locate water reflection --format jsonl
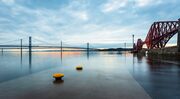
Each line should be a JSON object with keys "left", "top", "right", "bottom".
{"left": 0, "top": 51, "right": 180, "bottom": 99}
{"left": 60, "top": 51, "right": 63, "bottom": 64}
{"left": 87, "top": 51, "right": 89, "bottom": 60}
{"left": 76, "top": 68, "right": 83, "bottom": 72}
{"left": 133, "top": 53, "right": 144, "bottom": 63}
{"left": 53, "top": 80, "right": 64, "bottom": 85}
{"left": 132, "top": 53, "right": 135, "bottom": 73}
{"left": 29, "top": 51, "right": 32, "bottom": 69}
{"left": 117, "top": 51, "right": 123, "bottom": 55}
{"left": 20, "top": 51, "right": 22, "bottom": 65}
{"left": 130, "top": 53, "right": 180, "bottom": 99}
{"left": 1, "top": 49, "right": 3, "bottom": 56}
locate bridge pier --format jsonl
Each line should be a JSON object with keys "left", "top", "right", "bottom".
{"left": 124, "top": 42, "right": 126, "bottom": 51}
{"left": 87, "top": 43, "right": 89, "bottom": 59}
{"left": 132, "top": 34, "right": 134, "bottom": 49}
{"left": 60, "top": 41, "right": 63, "bottom": 60}
{"left": 87, "top": 43, "right": 89, "bottom": 52}
{"left": 29, "top": 36, "right": 32, "bottom": 53}
{"left": 178, "top": 18, "right": 180, "bottom": 52}
{"left": 29, "top": 36, "right": 32, "bottom": 66}
{"left": 20, "top": 39, "right": 23, "bottom": 61}
{"left": 61, "top": 41, "right": 62, "bottom": 53}
{"left": 20, "top": 39, "right": 22, "bottom": 54}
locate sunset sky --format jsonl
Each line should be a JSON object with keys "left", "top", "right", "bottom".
{"left": 0, "top": 0, "right": 180, "bottom": 48}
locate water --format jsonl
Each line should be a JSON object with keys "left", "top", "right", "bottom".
{"left": 0, "top": 51, "right": 180, "bottom": 99}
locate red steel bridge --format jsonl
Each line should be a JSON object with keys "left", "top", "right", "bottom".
{"left": 133, "top": 18, "right": 180, "bottom": 52}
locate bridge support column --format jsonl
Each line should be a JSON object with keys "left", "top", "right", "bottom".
{"left": 20, "top": 39, "right": 22, "bottom": 54}
{"left": 29, "top": 37, "right": 32, "bottom": 53}
{"left": 61, "top": 41, "right": 62, "bottom": 53}
{"left": 132, "top": 34, "right": 134, "bottom": 49}
{"left": 124, "top": 42, "right": 126, "bottom": 51}
{"left": 29, "top": 36, "right": 32, "bottom": 65}
{"left": 87, "top": 43, "right": 89, "bottom": 59}
{"left": 60, "top": 41, "right": 63, "bottom": 62}
{"left": 20, "top": 39, "right": 22, "bottom": 60}
{"left": 60, "top": 41, "right": 62, "bottom": 60}
{"left": 87, "top": 43, "right": 89, "bottom": 52}
{"left": 178, "top": 19, "right": 180, "bottom": 52}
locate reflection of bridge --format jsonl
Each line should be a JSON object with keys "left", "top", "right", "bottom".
{"left": 134, "top": 18, "right": 180, "bottom": 52}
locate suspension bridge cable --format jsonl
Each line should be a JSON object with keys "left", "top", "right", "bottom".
{"left": 0, "top": 39, "right": 21, "bottom": 45}
{"left": 32, "top": 38, "right": 58, "bottom": 46}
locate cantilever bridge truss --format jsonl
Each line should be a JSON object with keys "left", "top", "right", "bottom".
{"left": 134, "top": 19, "right": 180, "bottom": 52}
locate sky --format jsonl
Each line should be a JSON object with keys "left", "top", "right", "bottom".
{"left": 0, "top": 0, "right": 180, "bottom": 48}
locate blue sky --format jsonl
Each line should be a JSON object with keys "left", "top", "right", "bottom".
{"left": 0, "top": 0, "right": 180, "bottom": 48}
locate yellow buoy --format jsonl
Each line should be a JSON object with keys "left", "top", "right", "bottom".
{"left": 76, "top": 66, "right": 83, "bottom": 70}
{"left": 53, "top": 73, "right": 64, "bottom": 80}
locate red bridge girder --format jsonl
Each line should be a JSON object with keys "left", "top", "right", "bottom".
{"left": 134, "top": 19, "right": 180, "bottom": 52}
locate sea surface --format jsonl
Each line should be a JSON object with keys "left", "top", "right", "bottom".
{"left": 0, "top": 51, "right": 179, "bottom": 99}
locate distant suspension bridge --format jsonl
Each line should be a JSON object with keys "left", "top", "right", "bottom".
{"left": 0, "top": 36, "right": 132, "bottom": 53}
{"left": 0, "top": 37, "right": 95, "bottom": 52}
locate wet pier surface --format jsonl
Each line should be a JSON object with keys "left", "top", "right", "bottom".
{"left": 0, "top": 52, "right": 179, "bottom": 99}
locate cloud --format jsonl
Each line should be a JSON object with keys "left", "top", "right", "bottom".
{"left": 0, "top": 0, "right": 15, "bottom": 5}
{"left": 2, "top": 2, "right": 90, "bottom": 45}
{"left": 68, "top": 10, "right": 89, "bottom": 21}
{"left": 135, "top": 0, "right": 163, "bottom": 7}
{"left": 62, "top": 22, "right": 148, "bottom": 45}
{"left": 136, "top": 0, "right": 152, "bottom": 7}
{"left": 101, "top": 0, "right": 129, "bottom": 13}
{"left": 101, "top": 0, "right": 164, "bottom": 13}
{"left": 63, "top": 0, "right": 89, "bottom": 21}
{"left": 0, "top": 0, "right": 179, "bottom": 48}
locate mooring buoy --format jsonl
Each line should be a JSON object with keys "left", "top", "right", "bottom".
{"left": 53, "top": 73, "right": 64, "bottom": 80}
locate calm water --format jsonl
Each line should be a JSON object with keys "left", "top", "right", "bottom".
{"left": 0, "top": 51, "right": 180, "bottom": 99}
